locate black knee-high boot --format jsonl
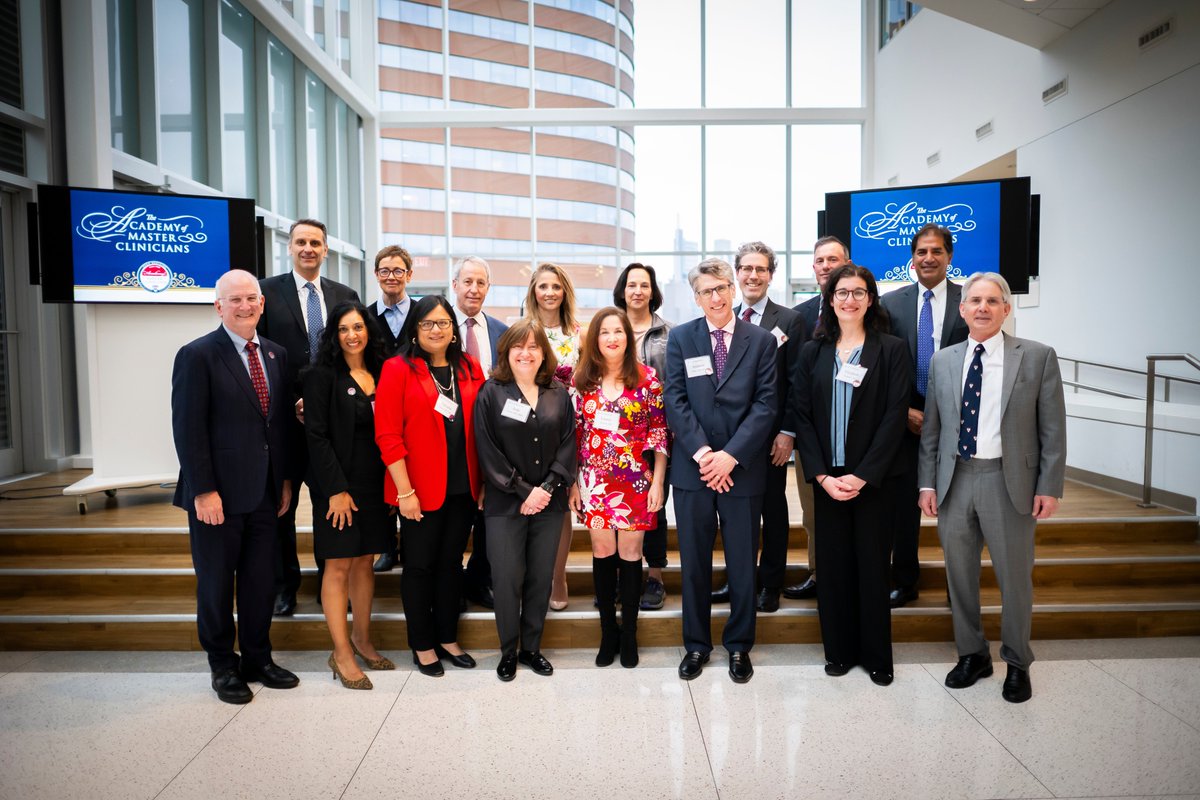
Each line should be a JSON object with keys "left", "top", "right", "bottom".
{"left": 593, "top": 555, "right": 621, "bottom": 667}
{"left": 618, "top": 557, "right": 642, "bottom": 668}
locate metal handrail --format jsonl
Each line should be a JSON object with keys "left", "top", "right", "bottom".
{"left": 1062, "top": 355, "right": 1200, "bottom": 402}
{"left": 1142, "top": 354, "right": 1200, "bottom": 507}
{"left": 1059, "top": 380, "right": 1140, "bottom": 400}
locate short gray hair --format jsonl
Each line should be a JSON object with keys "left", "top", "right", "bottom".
{"left": 962, "top": 271, "right": 1013, "bottom": 306}
{"left": 734, "top": 241, "right": 776, "bottom": 273}
{"left": 452, "top": 255, "right": 491, "bottom": 282}
{"left": 688, "top": 257, "right": 735, "bottom": 291}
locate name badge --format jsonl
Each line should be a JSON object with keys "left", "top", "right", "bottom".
{"left": 501, "top": 398, "right": 532, "bottom": 422}
{"left": 434, "top": 394, "right": 459, "bottom": 419}
{"left": 771, "top": 326, "right": 787, "bottom": 348}
{"left": 685, "top": 356, "right": 714, "bottom": 378}
{"left": 835, "top": 363, "right": 868, "bottom": 387}
{"left": 594, "top": 409, "right": 621, "bottom": 431}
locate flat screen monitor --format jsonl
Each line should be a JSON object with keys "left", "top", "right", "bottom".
{"left": 36, "top": 185, "right": 259, "bottom": 304}
{"left": 822, "top": 177, "right": 1035, "bottom": 293}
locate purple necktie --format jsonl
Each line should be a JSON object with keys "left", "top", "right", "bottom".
{"left": 711, "top": 329, "right": 727, "bottom": 382}
{"left": 741, "top": 307, "right": 754, "bottom": 323}
{"left": 464, "top": 317, "right": 481, "bottom": 360}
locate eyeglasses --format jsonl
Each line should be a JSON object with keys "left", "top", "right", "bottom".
{"left": 695, "top": 284, "right": 733, "bottom": 299}
{"left": 737, "top": 266, "right": 771, "bottom": 276}
{"left": 417, "top": 319, "right": 453, "bottom": 331}
{"left": 376, "top": 268, "right": 411, "bottom": 278}
{"left": 833, "top": 288, "right": 869, "bottom": 301}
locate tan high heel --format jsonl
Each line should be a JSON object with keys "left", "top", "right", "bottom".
{"left": 351, "top": 640, "right": 396, "bottom": 670}
{"left": 329, "top": 653, "right": 372, "bottom": 690}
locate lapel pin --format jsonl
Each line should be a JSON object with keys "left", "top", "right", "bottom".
{"left": 348, "top": 387, "right": 357, "bottom": 396}
{"left": 267, "top": 351, "right": 276, "bottom": 359}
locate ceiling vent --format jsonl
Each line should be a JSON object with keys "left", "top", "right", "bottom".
{"left": 1042, "top": 77, "right": 1067, "bottom": 105}
{"left": 887, "top": 174, "right": 900, "bottom": 187}
{"left": 926, "top": 151, "right": 941, "bottom": 168}
{"left": 975, "top": 120, "right": 994, "bottom": 141}
{"left": 1139, "top": 18, "right": 1173, "bottom": 51}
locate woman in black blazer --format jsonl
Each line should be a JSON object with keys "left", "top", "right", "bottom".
{"left": 304, "top": 301, "right": 396, "bottom": 690}
{"left": 793, "top": 264, "right": 911, "bottom": 686}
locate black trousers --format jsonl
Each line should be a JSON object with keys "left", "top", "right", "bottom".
{"left": 642, "top": 507, "right": 669, "bottom": 570}
{"left": 463, "top": 509, "right": 491, "bottom": 590}
{"left": 189, "top": 490, "right": 278, "bottom": 672}
{"left": 489, "top": 510, "right": 564, "bottom": 655}
{"left": 401, "top": 493, "right": 474, "bottom": 650}
{"left": 888, "top": 432, "right": 922, "bottom": 590}
{"left": 813, "top": 473, "right": 894, "bottom": 673}
{"left": 756, "top": 460, "right": 790, "bottom": 590}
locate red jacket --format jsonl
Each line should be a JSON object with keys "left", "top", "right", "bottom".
{"left": 375, "top": 354, "right": 484, "bottom": 511}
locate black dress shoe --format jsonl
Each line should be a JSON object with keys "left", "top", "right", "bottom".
{"left": 412, "top": 651, "right": 445, "bottom": 677}
{"left": 728, "top": 652, "right": 754, "bottom": 683}
{"left": 824, "top": 662, "right": 852, "bottom": 677}
{"left": 756, "top": 587, "right": 780, "bottom": 613}
{"left": 273, "top": 593, "right": 297, "bottom": 617}
{"left": 372, "top": 550, "right": 398, "bottom": 572}
{"left": 869, "top": 670, "right": 894, "bottom": 686}
{"left": 241, "top": 660, "right": 299, "bottom": 689}
{"left": 783, "top": 575, "right": 817, "bottom": 600}
{"left": 518, "top": 650, "right": 553, "bottom": 676}
{"left": 888, "top": 586, "right": 919, "bottom": 609}
{"left": 945, "top": 652, "right": 993, "bottom": 689}
{"left": 710, "top": 583, "right": 731, "bottom": 604}
{"left": 434, "top": 645, "right": 477, "bottom": 669}
{"left": 211, "top": 668, "right": 253, "bottom": 704}
{"left": 678, "top": 651, "right": 709, "bottom": 680}
{"left": 1002, "top": 664, "right": 1032, "bottom": 703}
{"left": 464, "top": 585, "right": 495, "bottom": 609}
{"left": 496, "top": 651, "right": 518, "bottom": 682}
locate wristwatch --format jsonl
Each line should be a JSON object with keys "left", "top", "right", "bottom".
{"left": 539, "top": 478, "right": 559, "bottom": 494}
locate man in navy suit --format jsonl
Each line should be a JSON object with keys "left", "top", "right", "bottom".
{"left": 172, "top": 269, "right": 299, "bottom": 704}
{"left": 665, "top": 258, "right": 777, "bottom": 683}
{"left": 257, "top": 219, "right": 361, "bottom": 615}
{"left": 880, "top": 223, "right": 970, "bottom": 607}
{"left": 452, "top": 255, "right": 509, "bottom": 608}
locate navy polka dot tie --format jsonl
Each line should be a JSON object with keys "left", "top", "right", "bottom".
{"left": 958, "top": 343, "right": 985, "bottom": 460}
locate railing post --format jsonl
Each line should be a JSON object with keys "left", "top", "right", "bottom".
{"left": 1140, "top": 359, "right": 1157, "bottom": 508}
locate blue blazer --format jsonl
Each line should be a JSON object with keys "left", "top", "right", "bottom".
{"left": 479, "top": 312, "right": 509, "bottom": 372}
{"left": 663, "top": 317, "right": 778, "bottom": 496}
{"left": 171, "top": 327, "right": 291, "bottom": 515}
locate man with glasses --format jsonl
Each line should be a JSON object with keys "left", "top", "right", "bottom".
{"left": 879, "top": 224, "right": 969, "bottom": 608}
{"left": 709, "top": 242, "right": 804, "bottom": 613}
{"left": 665, "top": 258, "right": 778, "bottom": 684}
{"left": 258, "top": 219, "right": 361, "bottom": 616}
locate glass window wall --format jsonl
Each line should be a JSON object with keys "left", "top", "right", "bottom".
{"left": 219, "top": 0, "right": 257, "bottom": 198}
{"left": 156, "top": 0, "right": 207, "bottom": 182}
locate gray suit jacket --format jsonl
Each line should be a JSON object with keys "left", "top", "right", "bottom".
{"left": 918, "top": 333, "right": 1066, "bottom": 515}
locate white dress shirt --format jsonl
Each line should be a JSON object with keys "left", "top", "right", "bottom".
{"left": 222, "top": 325, "right": 270, "bottom": 393}
{"left": 917, "top": 278, "right": 949, "bottom": 351}
{"left": 458, "top": 311, "right": 494, "bottom": 373}
{"left": 291, "top": 271, "right": 327, "bottom": 332}
{"left": 962, "top": 331, "right": 1005, "bottom": 459}
{"left": 737, "top": 296, "right": 770, "bottom": 326}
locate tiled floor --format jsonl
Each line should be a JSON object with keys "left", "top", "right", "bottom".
{"left": 1, "top": 640, "right": 1199, "bottom": 800}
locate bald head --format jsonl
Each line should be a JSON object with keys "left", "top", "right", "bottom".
{"left": 215, "top": 269, "right": 265, "bottom": 339}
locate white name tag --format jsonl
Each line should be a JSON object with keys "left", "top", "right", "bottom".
{"left": 501, "top": 398, "right": 532, "bottom": 422}
{"left": 771, "top": 326, "right": 787, "bottom": 348}
{"left": 434, "top": 394, "right": 459, "bottom": 418}
{"left": 685, "top": 356, "right": 714, "bottom": 378}
{"left": 594, "top": 409, "right": 621, "bottom": 431}
{"left": 835, "top": 362, "right": 868, "bottom": 387}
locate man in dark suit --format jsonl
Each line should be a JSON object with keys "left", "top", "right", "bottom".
{"left": 709, "top": 241, "right": 804, "bottom": 613}
{"left": 919, "top": 272, "right": 1065, "bottom": 703}
{"left": 368, "top": 244, "right": 414, "bottom": 572}
{"left": 171, "top": 269, "right": 300, "bottom": 704}
{"left": 879, "top": 223, "right": 969, "bottom": 608}
{"left": 784, "top": 235, "right": 850, "bottom": 601}
{"left": 665, "top": 257, "right": 777, "bottom": 684}
{"left": 257, "top": 219, "right": 361, "bottom": 615}
{"left": 452, "top": 255, "right": 509, "bottom": 608}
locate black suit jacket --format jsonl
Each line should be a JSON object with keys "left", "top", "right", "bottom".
{"left": 301, "top": 364, "right": 374, "bottom": 498}
{"left": 370, "top": 303, "right": 402, "bottom": 357}
{"left": 792, "top": 295, "right": 822, "bottom": 343}
{"left": 880, "top": 281, "right": 969, "bottom": 411}
{"left": 171, "top": 327, "right": 291, "bottom": 514}
{"left": 257, "top": 273, "right": 361, "bottom": 391}
{"left": 737, "top": 299, "right": 805, "bottom": 435}
{"left": 793, "top": 332, "right": 911, "bottom": 487}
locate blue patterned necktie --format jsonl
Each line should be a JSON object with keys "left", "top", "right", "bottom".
{"left": 711, "top": 329, "right": 727, "bottom": 382}
{"left": 916, "top": 289, "right": 934, "bottom": 396}
{"left": 959, "top": 343, "right": 985, "bottom": 460}
{"left": 304, "top": 281, "right": 321, "bottom": 363}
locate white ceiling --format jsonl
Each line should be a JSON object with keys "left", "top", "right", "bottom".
{"left": 918, "top": 0, "right": 1114, "bottom": 49}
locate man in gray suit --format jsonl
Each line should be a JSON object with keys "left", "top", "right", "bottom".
{"left": 918, "top": 272, "right": 1065, "bottom": 703}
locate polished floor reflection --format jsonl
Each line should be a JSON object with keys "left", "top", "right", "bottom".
{"left": 1, "top": 640, "right": 1198, "bottom": 800}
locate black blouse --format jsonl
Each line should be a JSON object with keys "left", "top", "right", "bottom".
{"left": 473, "top": 378, "right": 576, "bottom": 517}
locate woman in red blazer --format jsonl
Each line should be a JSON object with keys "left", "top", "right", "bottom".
{"left": 375, "top": 295, "right": 485, "bottom": 677}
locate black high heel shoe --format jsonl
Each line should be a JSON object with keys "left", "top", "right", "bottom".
{"left": 434, "top": 644, "right": 476, "bottom": 669}
{"left": 412, "top": 650, "right": 444, "bottom": 677}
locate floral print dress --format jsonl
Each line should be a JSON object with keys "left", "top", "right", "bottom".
{"left": 572, "top": 368, "right": 669, "bottom": 531}
{"left": 544, "top": 324, "right": 580, "bottom": 386}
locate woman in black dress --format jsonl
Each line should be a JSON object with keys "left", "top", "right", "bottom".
{"left": 304, "top": 301, "right": 396, "bottom": 690}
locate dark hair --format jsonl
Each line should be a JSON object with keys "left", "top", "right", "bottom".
{"left": 289, "top": 218, "right": 328, "bottom": 244}
{"left": 909, "top": 223, "right": 954, "bottom": 257}
{"left": 813, "top": 235, "right": 849, "bottom": 259}
{"left": 398, "top": 294, "right": 479, "bottom": 381}
{"left": 573, "top": 307, "right": 642, "bottom": 394}
{"left": 311, "top": 301, "right": 387, "bottom": 377}
{"left": 374, "top": 244, "right": 412, "bottom": 272}
{"left": 734, "top": 241, "right": 777, "bottom": 274}
{"left": 814, "top": 263, "right": 891, "bottom": 343}
{"left": 490, "top": 318, "right": 558, "bottom": 387}
{"left": 612, "top": 262, "right": 663, "bottom": 313}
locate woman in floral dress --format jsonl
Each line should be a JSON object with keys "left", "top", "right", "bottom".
{"left": 525, "top": 262, "right": 583, "bottom": 609}
{"left": 569, "top": 307, "right": 668, "bottom": 668}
